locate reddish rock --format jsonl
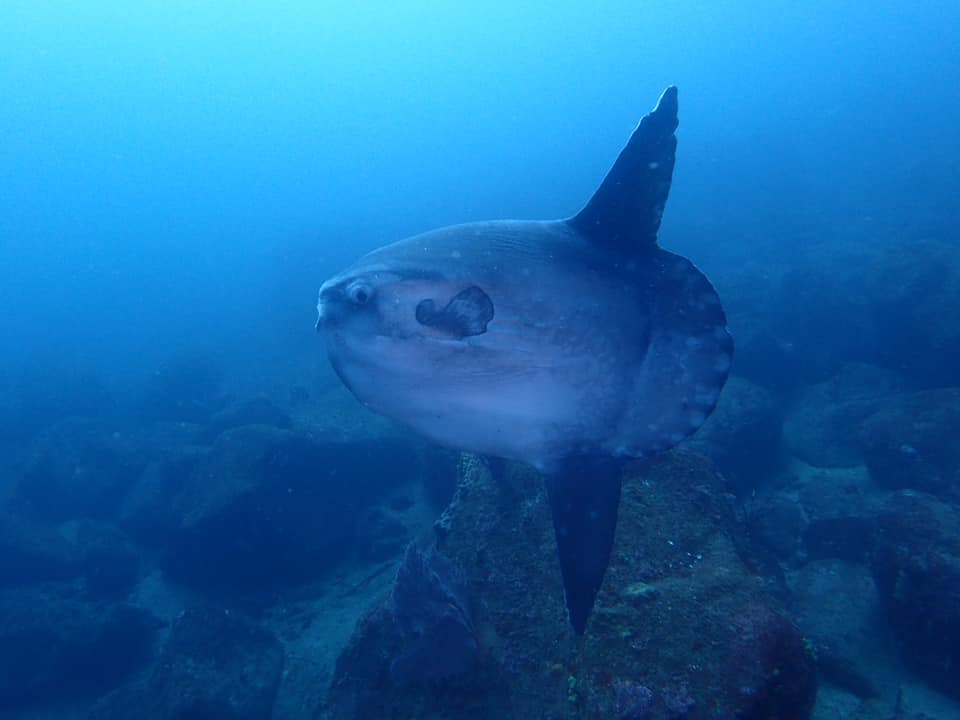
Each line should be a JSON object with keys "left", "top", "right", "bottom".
{"left": 325, "top": 451, "right": 817, "bottom": 719}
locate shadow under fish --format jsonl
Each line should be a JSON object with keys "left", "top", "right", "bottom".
{"left": 317, "top": 87, "right": 733, "bottom": 633}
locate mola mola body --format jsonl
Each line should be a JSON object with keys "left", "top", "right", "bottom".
{"left": 317, "top": 87, "right": 732, "bottom": 633}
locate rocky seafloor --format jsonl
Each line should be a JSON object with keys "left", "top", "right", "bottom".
{"left": 1, "top": 237, "right": 959, "bottom": 719}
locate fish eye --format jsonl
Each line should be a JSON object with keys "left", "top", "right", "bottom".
{"left": 346, "top": 281, "right": 372, "bottom": 306}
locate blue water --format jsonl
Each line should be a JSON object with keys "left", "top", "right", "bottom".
{"left": 2, "top": 2, "right": 956, "bottom": 380}
{"left": 1, "top": 2, "right": 959, "bottom": 719}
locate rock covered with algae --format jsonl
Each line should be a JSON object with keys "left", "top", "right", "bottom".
{"left": 325, "top": 450, "right": 816, "bottom": 719}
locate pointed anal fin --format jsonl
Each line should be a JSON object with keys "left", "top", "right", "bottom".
{"left": 546, "top": 458, "right": 622, "bottom": 634}
{"left": 569, "top": 86, "right": 678, "bottom": 251}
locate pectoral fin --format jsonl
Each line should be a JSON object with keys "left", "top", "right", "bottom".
{"left": 416, "top": 285, "right": 494, "bottom": 338}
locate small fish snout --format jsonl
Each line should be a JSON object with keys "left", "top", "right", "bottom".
{"left": 316, "top": 281, "right": 345, "bottom": 331}
{"left": 316, "top": 284, "right": 334, "bottom": 332}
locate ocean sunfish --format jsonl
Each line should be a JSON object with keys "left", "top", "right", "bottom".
{"left": 316, "top": 87, "right": 732, "bottom": 633}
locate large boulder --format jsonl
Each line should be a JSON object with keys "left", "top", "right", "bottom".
{"left": 158, "top": 424, "right": 424, "bottom": 590}
{"left": 0, "top": 512, "right": 81, "bottom": 587}
{"left": 734, "top": 239, "right": 960, "bottom": 393}
{"left": 684, "top": 376, "right": 784, "bottom": 494}
{"left": 789, "top": 560, "right": 894, "bottom": 701}
{"left": 137, "top": 353, "right": 227, "bottom": 424}
{"left": 341, "top": 542, "right": 479, "bottom": 691}
{"left": 119, "top": 445, "right": 206, "bottom": 546}
{"left": 0, "top": 588, "right": 158, "bottom": 710}
{"left": 200, "top": 396, "right": 292, "bottom": 443}
{"left": 860, "top": 388, "right": 960, "bottom": 500}
{"left": 354, "top": 506, "right": 412, "bottom": 563}
{"left": 861, "top": 239, "right": 960, "bottom": 387}
{"left": 746, "top": 492, "right": 808, "bottom": 562}
{"left": 756, "top": 463, "right": 883, "bottom": 566}
{"left": 388, "top": 543, "right": 477, "bottom": 686}
{"left": 0, "top": 514, "right": 140, "bottom": 598}
{"left": 135, "top": 420, "right": 205, "bottom": 461}
{"left": 754, "top": 243, "right": 879, "bottom": 390}
{"left": 68, "top": 520, "right": 142, "bottom": 599}
{"left": 90, "top": 607, "right": 284, "bottom": 720}
{"left": 325, "top": 451, "right": 817, "bottom": 719}
{"left": 12, "top": 418, "right": 143, "bottom": 522}
{"left": 0, "top": 363, "right": 116, "bottom": 447}
{"left": 784, "top": 363, "right": 903, "bottom": 468}
{"left": 870, "top": 491, "right": 960, "bottom": 701}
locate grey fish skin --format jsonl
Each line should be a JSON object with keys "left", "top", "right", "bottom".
{"left": 320, "top": 220, "right": 728, "bottom": 472}
{"left": 317, "top": 87, "right": 732, "bottom": 633}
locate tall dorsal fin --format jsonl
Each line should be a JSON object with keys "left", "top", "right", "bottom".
{"left": 568, "top": 86, "right": 678, "bottom": 252}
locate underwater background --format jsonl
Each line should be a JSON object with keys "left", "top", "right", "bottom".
{"left": 1, "top": 2, "right": 959, "bottom": 719}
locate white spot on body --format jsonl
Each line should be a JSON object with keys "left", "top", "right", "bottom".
{"left": 899, "top": 444, "right": 918, "bottom": 457}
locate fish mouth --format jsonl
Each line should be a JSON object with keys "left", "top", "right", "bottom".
{"left": 316, "top": 290, "right": 345, "bottom": 331}
{"left": 315, "top": 311, "right": 344, "bottom": 347}
{"left": 315, "top": 318, "right": 358, "bottom": 393}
